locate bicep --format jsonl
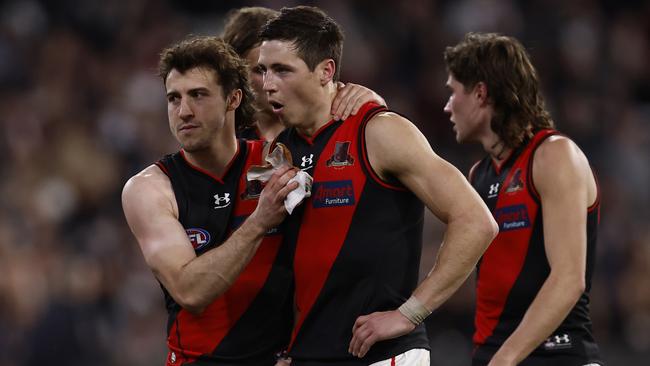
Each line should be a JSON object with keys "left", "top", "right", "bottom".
{"left": 366, "top": 114, "right": 487, "bottom": 223}
{"left": 122, "top": 177, "right": 196, "bottom": 287}
{"left": 534, "top": 139, "right": 589, "bottom": 275}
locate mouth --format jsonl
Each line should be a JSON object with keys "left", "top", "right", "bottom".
{"left": 178, "top": 124, "right": 199, "bottom": 133}
{"left": 268, "top": 100, "right": 284, "bottom": 114}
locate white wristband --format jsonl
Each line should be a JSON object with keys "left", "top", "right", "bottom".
{"left": 398, "top": 296, "right": 432, "bottom": 325}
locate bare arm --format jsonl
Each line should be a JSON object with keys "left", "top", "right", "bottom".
{"left": 349, "top": 113, "right": 498, "bottom": 357}
{"left": 488, "top": 136, "right": 597, "bottom": 366}
{"left": 330, "top": 82, "right": 387, "bottom": 121}
{"left": 122, "top": 165, "right": 297, "bottom": 314}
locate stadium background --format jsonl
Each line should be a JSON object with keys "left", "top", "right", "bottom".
{"left": 1, "top": 0, "right": 648, "bottom": 365}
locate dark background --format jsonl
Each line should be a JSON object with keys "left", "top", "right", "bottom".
{"left": 1, "top": 0, "right": 648, "bottom": 365}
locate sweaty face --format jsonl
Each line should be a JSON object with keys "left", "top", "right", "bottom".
{"left": 443, "top": 74, "right": 488, "bottom": 144}
{"left": 165, "top": 67, "right": 229, "bottom": 152}
{"left": 244, "top": 46, "right": 271, "bottom": 114}
{"left": 258, "top": 40, "right": 322, "bottom": 128}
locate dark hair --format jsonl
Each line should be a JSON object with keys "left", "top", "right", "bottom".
{"left": 223, "top": 7, "right": 279, "bottom": 57}
{"left": 444, "top": 32, "right": 554, "bottom": 148}
{"left": 158, "top": 36, "right": 255, "bottom": 131}
{"left": 259, "top": 6, "right": 344, "bottom": 81}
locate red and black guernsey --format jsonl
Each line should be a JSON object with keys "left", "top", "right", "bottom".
{"left": 470, "top": 129, "right": 602, "bottom": 365}
{"left": 274, "top": 102, "right": 430, "bottom": 365}
{"left": 154, "top": 139, "right": 293, "bottom": 366}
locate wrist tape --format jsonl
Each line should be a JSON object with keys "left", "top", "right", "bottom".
{"left": 398, "top": 296, "right": 432, "bottom": 325}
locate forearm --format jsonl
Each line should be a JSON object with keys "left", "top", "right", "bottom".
{"left": 173, "top": 217, "right": 267, "bottom": 312}
{"left": 493, "top": 274, "right": 584, "bottom": 364}
{"left": 413, "top": 215, "right": 495, "bottom": 311}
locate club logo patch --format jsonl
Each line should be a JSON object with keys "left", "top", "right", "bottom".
{"left": 326, "top": 141, "right": 354, "bottom": 168}
{"left": 494, "top": 204, "right": 531, "bottom": 231}
{"left": 505, "top": 169, "right": 524, "bottom": 193}
{"left": 241, "top": 180, "right": 263, "bottom": 200}
{"left": 186, "top": 228, "right": 211, "bottom": 250}
{"left": 312, "top": 180, "right": 355, "bottom": 208}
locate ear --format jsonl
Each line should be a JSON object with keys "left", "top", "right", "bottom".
{"left": 226, "top": 89, "right": 242, "bottom": 111}
{"left": 474, "top": 82, "right": 489, "bottom": 106}
{"left": 317, "top": 59, "right": 336, "bottom": 85}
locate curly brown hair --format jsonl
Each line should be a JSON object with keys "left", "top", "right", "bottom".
{"left": 158, "top": 36, "right": 256, "bottom": 132}
{"left": 444, "top": 32, "right": 554, "bottom": 148}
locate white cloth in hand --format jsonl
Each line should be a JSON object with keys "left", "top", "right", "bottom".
{"left": 246, "top": 143, "right": 312, "bottom": 214}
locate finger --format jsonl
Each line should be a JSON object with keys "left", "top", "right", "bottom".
{"left": 358, "top": 333, "right": 377, "bottom": 358}
{"left": 350, "top": 325, "right": 371, "bottom": 357}
{"left": 275, "top": 181, "right": 300, "bottom": 202}
{"left": 341, "top": 88, "right": 366, "bottom": 120}
{"left": 352, "top": 315, "right": 368, "bottom": 333}
{"left": 331, "top": 83, "right": 355, "bottom": 119}
{"left": 266, "top": 166, "right": 292, "bottom": 188}
{"left": 267, "top": 168, "right": 296, "bottom": 193}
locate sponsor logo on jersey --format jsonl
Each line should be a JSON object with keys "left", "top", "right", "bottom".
{"left": 214, "top": 192, "right": 231, "bottom": 208}
{"left": 186, "top": 228, "right": 211, "bottom": 250}
{"left": 494, "top": 204, "right": 531, "bottom": 231}
{"left": 543, "top": 333, "right": 573, "bottom": 350}
{"left": 488, "top": 182, "right": 500, "bottom": 198}
{"left": 312, "top": 180, "right": 355, "bottom": 208}
{"left": 505, "top": 169, "right": 524, "bottom": 193}
{"left": 326, "top": 141, "right": 354, "bottom": 168}
{"left": 300, "top": 153, "right": 314, "bottom": 170}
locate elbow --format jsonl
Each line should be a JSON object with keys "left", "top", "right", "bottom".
{"left": 480, "top": 214, "right": 499, "bottom": 245}
{"left": 175, "top": 292, "right": 208, "bottom": 315}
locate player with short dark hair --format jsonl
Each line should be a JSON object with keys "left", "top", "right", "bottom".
{"left": 223, "top": 6, "right": 386, "bottom": 142}
{"left": 258, "top": 6, "right": 498, "bottom": 365}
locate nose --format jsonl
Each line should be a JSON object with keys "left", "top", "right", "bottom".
{"left": 262, "top": 71, "right": 277, "bottom": 94}
{"left": 443, "top": 98, "right": 452, "bottom": 114}
{"left": 178, "top": 98, "right": 194, "bottom": 121}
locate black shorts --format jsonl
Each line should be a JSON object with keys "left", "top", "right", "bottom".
{"left": 473, "top": 333, "right": 603, "bottom": 366}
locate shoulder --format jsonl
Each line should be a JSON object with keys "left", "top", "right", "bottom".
{"left": 532, "top": 135, "right": 591, "bottom": 194}
{"left": 534, "top": 135, "right": 587, "bottom": 170}
{"left": 365, "top": 111, "right": 425, "bottom": 144}
{"left": 122, "top": 164, "right": 174, "bottom": 212}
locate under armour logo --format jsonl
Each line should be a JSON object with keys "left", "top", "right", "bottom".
{"left": 488, "top": 183, "right": 500, "bottom": 196}
{"left": 214, "top": 193, "right": 231, "bottom": 209}
{"left": 301, "top": 154, "right": 314, "bottom": 168}
{"left": 554, "top": 334, "right": 570, "bottom": 344}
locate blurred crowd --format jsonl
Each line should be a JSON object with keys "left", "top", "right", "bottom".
{"left": 1, "top": 0, "right": 648, "bottom": 365}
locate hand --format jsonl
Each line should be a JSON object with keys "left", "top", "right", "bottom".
{"left": 249, "top": 166, "right": 299, "bottom": 231}
{"left": 275, "top": 357, "right": 291, "bottom": 366}
{"left": 331, "top": 82, "right": 387, "bottom": 121}
{"left": 348, "top": 310, "right": 416, "bottom": 358}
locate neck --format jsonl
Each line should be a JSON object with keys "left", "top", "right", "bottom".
{"left": 296, "top": 82, "right": 338, "bottom": 137}
{"left": 183, "top": 121, "right": 238, "bottom": 177}
{"left": 484, "top": 136, "right": 511, "bottom": 164}
{"left": 255, "top": 110, "right": 285, "bottom": 142}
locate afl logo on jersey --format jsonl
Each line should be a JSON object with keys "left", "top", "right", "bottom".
{"left": 186, "top": 228, "right": 211, "bottom": 250}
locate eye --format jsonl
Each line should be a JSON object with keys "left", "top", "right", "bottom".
{"left": 251, "top": 65, "right": 263, "bottom": 75}
{"left": 167, "top": 94, "right": 180, "bottom": 104}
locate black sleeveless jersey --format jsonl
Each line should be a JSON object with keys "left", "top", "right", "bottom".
{"left": 274, "top": 102, "right": 430, "bottom": 365}
{"left": 470, "top": 129, "right": 602, "bottom": 365}
{"left": 154, "top": 139, "right": 293, "bottom": 366}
